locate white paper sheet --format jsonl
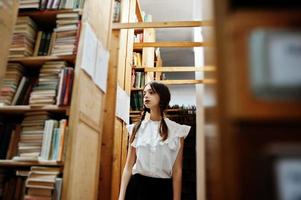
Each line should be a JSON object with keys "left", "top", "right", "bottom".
{"left": 116, "top": 85, "right": 130, "bottom": 124}
{"left": 79, "top": 22, "right": 97, "bottom": 77}
{"left": 93, "top": 41, "right": 110, "bottom": 93}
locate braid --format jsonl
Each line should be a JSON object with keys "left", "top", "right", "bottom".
{"left": 130, "top": 109, "right": 147, "bottom": 143}
{"left": 159, "top": 109, "right": 168, "bottom": 141}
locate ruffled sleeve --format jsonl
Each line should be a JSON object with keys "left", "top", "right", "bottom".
{"left": 165, "top": 119, "right": 191, "bottom": 150}
{"left": 126, "top": 124, "right": 137, "bottom": 147}
{"left": 176, "top": 124, "right": 191, "bottom": 139}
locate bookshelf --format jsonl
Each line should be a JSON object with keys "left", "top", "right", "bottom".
{"left": 0, "top": 0, "right": 114, "bottom": 199}
{"left": 207, "top": 0, "right": 301, "bottom": 200}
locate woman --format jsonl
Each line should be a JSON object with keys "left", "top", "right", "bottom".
{"left": 118, "top": 81, "right": 190, "bottom": 200}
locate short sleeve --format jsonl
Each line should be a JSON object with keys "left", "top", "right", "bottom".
{"left": 176, "top": 124, "right": 191, "bottom": 139}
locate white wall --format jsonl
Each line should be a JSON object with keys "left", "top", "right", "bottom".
{"left": 168, "top": 85, "right": 196, "bottom": 106}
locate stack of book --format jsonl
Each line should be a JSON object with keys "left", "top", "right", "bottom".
{"left": 56, "top": 67, "right": 74, "bottom": 106}
{"left": 9, "top": 16, "right": 37, "bottom": 58}
{"left": 51, "top": 12, "right": 80, "bottom": 56}
{"left": 132, "top": 52, "right": 142, "bottom": 67}
{"left": 40, "top": 119, "right": 67, "bottom": 161}
{"left": 130, "top": 91, "right": 143, "bottom": 111}
{"left": 33, "top": 31, "right": 56, "bottom": 56}
{"left": 0, "top": 170, "right": 27, "bottom": 200}
{"left": 24, "top": 166, "right": 62, "bottom": 200}
{"left": 13, "top": 111, "right": 50, "bottom": 161}
{"left": 19, "top": 0, "right": 40, "bottom": 9}
{"left": 131, "top": 71, "right": 145, "bottom": 89}
{"left": 113, "top": 0, "right": 121, "bottom": 22}
{"left": 29, "top": 61, "right": 67, "bottom": 106}
{"left": 0, "top": 63, "right": 24, "bottom": 106}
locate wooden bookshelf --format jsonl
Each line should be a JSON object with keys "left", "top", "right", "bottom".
{"left": 0, "top": 0, "right": 115, "bottom": 200}
{"left": 207, "top": 0, "right": 301, "bottom": 200}
{"left": 9, "top": 55, "right": 76, "bottom": 67}
{"left": 0, "top": 160, "right": 64, "bottom": 167}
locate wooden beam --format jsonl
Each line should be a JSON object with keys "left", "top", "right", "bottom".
{"left": 134, "top": 42, "right": 211, "bottom": 49}
{"left": 112, "top": 21, "right": 213, "bottom": 29}
{"left": 135, "top": 0, "right": 143, "bottom": 22}
{"left": 158, "top": 79, "right": 216, "bottom": 85}
{"left": 144, "top": 66, "right": 216, "bottom": 72}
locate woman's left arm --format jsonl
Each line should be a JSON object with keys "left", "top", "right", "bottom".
{"left": 172, "top": 137, "right": 184, "bottom": 200}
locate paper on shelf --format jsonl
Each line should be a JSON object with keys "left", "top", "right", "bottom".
{"left": 79, "top": 22, "right": 97, "bottom": 78}
{"left": 116, "top": 85, "right": 130, "bottom": 124}
{"left": 93, "top": 41, "right": 110, "bottom": 93}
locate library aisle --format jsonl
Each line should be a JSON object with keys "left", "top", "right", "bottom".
{"left": 1, "top": 0, "right": 301, "bottom": 200}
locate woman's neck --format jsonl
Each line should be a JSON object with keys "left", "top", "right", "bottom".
{"left": 149, "top": 107, "right": 162, "bottom": 121}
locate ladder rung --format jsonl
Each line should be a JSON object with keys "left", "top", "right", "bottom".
{"left": 134, "top": 42, "right": 211, "bottom": 48}
{"left": 158, "top": 79, "right": 216, "bottom": 85}
{"left": 143, "top": 66, "right": 216, "bottom": 72}
{"left": 112, "top": 21, "right": 213, "bottom": 29}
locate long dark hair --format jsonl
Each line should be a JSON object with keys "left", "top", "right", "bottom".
{"left": 129, "top": 81, "right": 171, "bottom": 143}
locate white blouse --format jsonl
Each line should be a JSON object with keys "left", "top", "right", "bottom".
{"left": 127, "top": 118, "right": 191, "bottom": 179}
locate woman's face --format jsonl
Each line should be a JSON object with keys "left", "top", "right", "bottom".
{"left": 143, "top": 84, "right": 160, "bottom": 110}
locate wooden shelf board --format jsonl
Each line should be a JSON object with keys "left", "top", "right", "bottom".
{"left": 133, "top": 42, "right": 210, "bottom": 49}
{"left": 144, "top": 66, "right": 216, "bottom": 72}
{"left": 130, "top": 110, "right": 142, "bottom": 114}
{"left": 112, "top": 21, "right": 213, "bottom": 29}
{"left": 19, "top": 9, "right": 82, "bottom": 28}
{"left": 131, "top": 88, "right": 144, "bottom": 91}
{"left": 9, "top": 55, "right": 76, "bottom": 67}
{"left": 0, "top": 160, "right": 64, "bottom": 167}
{"left": 0, "top": 105, "right": 69, "bottom": 114}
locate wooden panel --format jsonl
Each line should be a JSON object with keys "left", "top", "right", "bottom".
{"left": 99, "top": 6, "right": 124, "bottom": 198}
{"left": 78, "top": 71, "right": 103, "bottom": 125}
{"left": 111, "top": 118, "right": 124, "bottom": 200}
{"left": 67, "top": 122, "right": 100, "bottom": 200}
{"left": 121, "top": 0, "right": 137, "bottom": 173}
{"left": 82, "top": 0, "right": 114, "bottom": 48}
{"left": 0, "top": 0, "right": 18, "bottom": 82}
{"left": 63, "top": 0, "right": 114, "bottom": 199}
{"left": 112, "top": 20, "right": 213, "bottom": 29}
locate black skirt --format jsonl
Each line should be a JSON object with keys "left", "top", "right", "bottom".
{"left": 125, "top": 174, "right": 173, "bottom": 200}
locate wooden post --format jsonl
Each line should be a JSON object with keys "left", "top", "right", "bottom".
{"left": 0, "top": 0, "right": 19, "bottom": 82}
